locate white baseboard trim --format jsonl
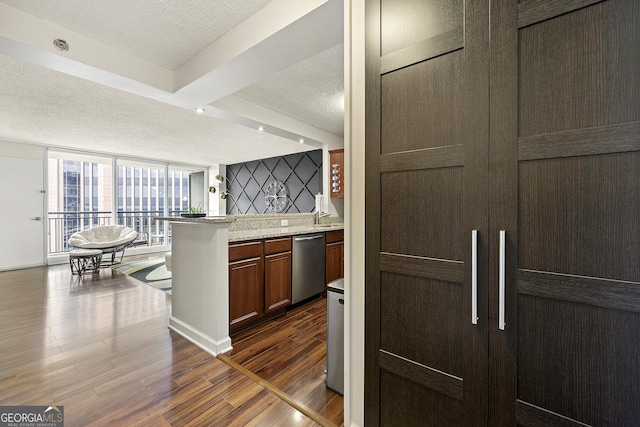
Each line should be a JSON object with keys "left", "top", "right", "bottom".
{"left": 0, "top": 262, "right": 45, "bottom": 272}
{"left": 168, "top": 316, "right": 232, "bottom": 356}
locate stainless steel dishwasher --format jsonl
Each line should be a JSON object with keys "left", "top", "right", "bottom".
{"left": 291, "top": 233, "right": 326, "bottom": 304}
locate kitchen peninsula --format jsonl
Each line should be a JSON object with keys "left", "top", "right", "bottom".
{"left": 158, "top": 216, "right": 234, "bottom": 356}
{"left": 160, "top": 214, "right": 344, "bottom": 354}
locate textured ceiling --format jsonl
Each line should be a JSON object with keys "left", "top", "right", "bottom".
{"left": 0, "top": 0, "right": 274, "bottom": 69}
{"left": 0, "top": 54, "right": 312, "bottom": 166}
{"left": 0, "top": 0, "right": 344, "bottom": 165}
{"left": 230, "top": 44, "right": 344, "bottom": 136}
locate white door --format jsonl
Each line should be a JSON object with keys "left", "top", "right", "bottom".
{"left": 0, "top": 156, "right": 45, "bottom": 270}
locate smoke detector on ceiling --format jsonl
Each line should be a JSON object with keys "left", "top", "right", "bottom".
{"left": 53, "top": 39, "right": 69, "bottom": 52}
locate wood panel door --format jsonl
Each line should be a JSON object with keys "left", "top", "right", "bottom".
{"left": 325, "top": 241, "right": 344, "bottom": 284}
{"left": 365, "top": 0, "right": 490, "bottom": 425}
{"left": 264, "top": 251, "right": 292, "bottom": 313}
{"left": 229, "top": 256, "right": 264, "bottom": 332}
{"left": 491, "top": 0, "right": 640, "bottom": 425}
{"left": 326, "top": 230, "right": 344, "bottom": 284}
{"left": 366, "top": 0, "right": 640, "bottom": 425}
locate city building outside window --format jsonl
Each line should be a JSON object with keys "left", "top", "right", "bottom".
{"left": 48, "top": 150, "right": 199, "bottom": 254}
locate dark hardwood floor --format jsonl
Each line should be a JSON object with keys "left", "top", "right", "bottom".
{"left": 227, "top": 297, "right": 343, "bottom": 426}
{"left": 0, "top": 259, "right": 343, "bottom": 426}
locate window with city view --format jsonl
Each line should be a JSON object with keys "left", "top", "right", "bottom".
{"left": 48, "top": 152, "right": 113, "bottom": 253}
{"left": 48, "top": 150, "right": 198, "bottom": 254}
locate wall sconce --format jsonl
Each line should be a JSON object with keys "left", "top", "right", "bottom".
{"left": 220, "top": 190, "right": 238, "bottom": 215}
{"left": 208, "top": 175, "right": 225, "bottom": 194}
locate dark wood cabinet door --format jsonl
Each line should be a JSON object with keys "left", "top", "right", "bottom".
{"left": 368, "top": 0, "right": 640, "bottom": 425}
{"left": 365, "top": 0, "right": 490, "bottom": 425}
{"left": 491, "top": 1, "right": 640, "bottom": 425}
{"left": 325, "top": 241, "right": 344, "bottom": 285}
{"left": 229, "top": 256, "right": 264, "bottom": 332}
{"left": 264, "top": 251, "right": 292, "bottom": 313}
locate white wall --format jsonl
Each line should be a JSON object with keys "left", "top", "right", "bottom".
{"left": 0, "top": 139, "right": 44, "bottom": 160}
{"left": 345, "top": 0, "right": 365, "bottom": 425}
{"left": 208, "top": 164, "right": 224, "bottom": 216}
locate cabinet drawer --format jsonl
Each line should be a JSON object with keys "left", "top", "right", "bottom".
{"left": 264, "top": 237, "right": 292, "bottom": 255}
{"left": 325, "top": 230, "right": 344, "bottom": 244}
{"left": 229, "top": 240, "right": 263, "bottom": 262}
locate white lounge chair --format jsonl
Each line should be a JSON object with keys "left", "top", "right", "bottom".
{"left": 68, "top": 225, "right": 138, "bottom": 266}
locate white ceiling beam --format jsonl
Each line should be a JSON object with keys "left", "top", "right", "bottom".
{"left": 174, "top": 0, "right": 331, "bottom": 88}
{"left": 0, "top": 3, "right": 173, "bottom": 92}
{"left": 173, "top": 0, "right": 343, "bottom": 104}
{"left": 0, "top": 0, "right": 344, "bottom": 149}
{"left": 211, "top": 95, "right": 343, "bottom": 149}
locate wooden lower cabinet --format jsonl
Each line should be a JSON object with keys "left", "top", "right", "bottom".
{"left": 229, "top": 241, "right": 264, "bottom": 333}
{"left": 325, "top": 230, "right": 344, "bottom": 285}
{"left": 264, "top": 238, "right": 292, "bottom": 313}
{"left": 229, "top": 237, "right": 292, "bottom": 334}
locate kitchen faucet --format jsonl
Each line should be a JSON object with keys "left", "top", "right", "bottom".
{"left": 314, "top": 211, "right": 331, "bottom": 224}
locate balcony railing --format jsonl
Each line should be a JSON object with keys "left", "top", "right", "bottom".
{"left": 48, "top": 210, "right": 180, "bottom": 254}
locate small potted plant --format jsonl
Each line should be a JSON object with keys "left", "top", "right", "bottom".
{"left": 180, "top": 204, "right": 206, "bottom": 218}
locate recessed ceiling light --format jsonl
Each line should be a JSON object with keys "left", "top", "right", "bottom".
{"left": 258, "top": 126, "right": 265, "bottom": 132}
{"left": 194, "top": 107, "right": 205, "bottom": 113}
{"left": 299, "top": 138, "right": 305, "bottom": 143}
{"left": 53, "top": 39, "right": 69, "bottom": 51}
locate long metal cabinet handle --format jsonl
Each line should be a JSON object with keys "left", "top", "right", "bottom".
{"left": 294, "top": 235, "right": 323, "bottom": 241}
{"left": 498, "top": 230, "right": 506, "bottom": 331}
{"left": 471, "top": 230, "right": 479, "bottom": 325}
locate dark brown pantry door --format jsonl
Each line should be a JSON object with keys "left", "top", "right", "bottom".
{"left": 365, "top": 0, "right": 489, "bottom": 425}
{"left": 491, "top": 0, "right": 640, "bottom": 425}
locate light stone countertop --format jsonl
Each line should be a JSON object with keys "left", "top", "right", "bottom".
{"left": 228, "top": 223, "right": 344, "bottom": 243}
{"left": 157, "top": 215, "right": 233, "bottom": 224}
{"left": 156, "top": 215, "right": 344, "bottom": 242}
